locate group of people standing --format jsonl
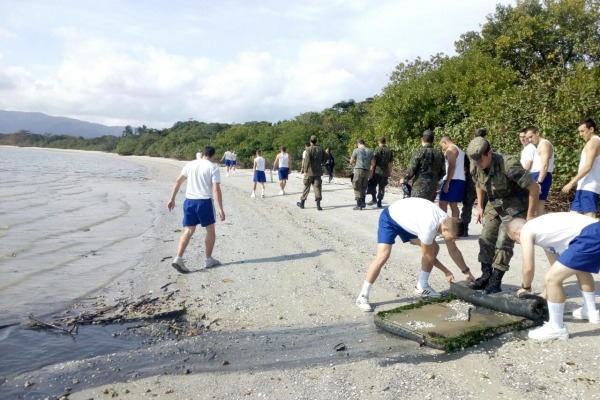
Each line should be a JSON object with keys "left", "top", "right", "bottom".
{"left": 356, "top": 117, "right": 600, "bottom": 341}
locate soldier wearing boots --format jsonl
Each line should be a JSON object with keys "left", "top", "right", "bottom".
{"left": 350, "top": 138, "right": 374, "bottom": 210}
{"left": 366, "top": 137, "right": 395, "bottom": 208}
{"left": 466, "top": 137, "right": 539, "bottom": 294}
{"left": 461, "top": 128, "right": 488, "bottom": 237}
{"left": 297, "top": 135, "right": 325, "bottom": 210}
{"left": 400, "top": 130, "right": 445, "bottom": 202}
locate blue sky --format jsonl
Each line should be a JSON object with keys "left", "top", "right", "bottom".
{"left": 0, "top": 0, "right": 515, "bottom": 128}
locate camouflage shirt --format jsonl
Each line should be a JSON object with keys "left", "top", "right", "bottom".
{"left": 404, "top": 144, "right": 445, "bottom": 201}
{"left": 303, "top": 145, "right": 325, "bottom": 176}
{"left": 373, "top": 145, "right": 394, "bottom": 176}
{"left": 473, "top": 153, "right": 533, "bottom": 216}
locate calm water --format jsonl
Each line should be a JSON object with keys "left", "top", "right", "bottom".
{"left": 0, "top": 146, "right": 164, "bottom": 379}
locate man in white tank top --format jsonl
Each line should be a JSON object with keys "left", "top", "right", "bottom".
{"left": 272, "top": 146, "right": 292, "bottom": 195}
{"left": 525, "top": 126, "right": 554, "bottom": 216}
{"left": 439, "top": 136, "right": 465, "bottom": 218}
{"left": 562, "top": 117, "right": 600, "bottom": 217}
{"left": 519, "top": 128, "right": 536, "bottom": 170}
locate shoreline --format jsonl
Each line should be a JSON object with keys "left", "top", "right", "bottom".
{"left": 1, "top": 150, "right": 599, "bottom": 400}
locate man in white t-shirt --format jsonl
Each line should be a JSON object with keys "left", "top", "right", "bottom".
{"left": 562, "top": 117, "right": 600, "bottom": 217}
{"left": 439, "top": 136, "right": 466, "bottom": 218}
{"left": 508, "top": 213, "right": 600, "bottom": 340}
{"left": 251, "top": 149, "right": 267, "bottom": 198}
{"left": 355, "top": 197, "right": 475, "bottom": 312}
{"left": 272, "top": 146, "right": 292, "bottom": 195}
{"left": 168, "top": 146, "right": 225, "bottom": 272}
{"left": 519, "top": 128, "right": 536, "bottom": 170}
{"left": 220, "top": 149, "right": 233, "bottom": 177}
{"left": 526, "top": 126, "right": 555, "bottom": 216}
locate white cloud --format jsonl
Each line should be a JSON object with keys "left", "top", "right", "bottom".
{"left": 0, "top": 0, "right": 514, "bottom": 128}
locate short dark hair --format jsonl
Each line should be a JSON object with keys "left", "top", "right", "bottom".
{"left": 256, "top": 149, "right": 262, "bottom": 155}
{"left": 525, "top": 125, "right": 539, "bottom": 134}
{"left": 204, "top": 146, "right": 216, "bottom": 157}
{"left": 422, "top": 129, "right": 434, "bottom": 143}
{"left": 475, "top": 128, "right": 487, "bottom": 137}
{"left": 280, "top": 146, "right": 286, "bottom": 152}
{"left": 305, "top": 142, "right": 311, "bottom": 147}
{"left": 357, "top": 138, "right": 365, "bottom": 145}
{"left": 579, "top": 117, "right": 596, "bottom": 131}
{"left": 443, "top": 218, "right": 465, "bottom": 237}
{"left": 378, "top": 137, "right": 386, "bottom": 144}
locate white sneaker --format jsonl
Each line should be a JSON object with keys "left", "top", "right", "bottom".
{"left": 171, "top": 256, "right": 190, "bottom": 273}
{"left": 356, "top": 295, "right": 373, "bottom": 312}
{"left": 528, "top": 322, "right": 569, "bottom": 341}
{"left": 226, "top": 173, "right": 229, "bottom": 177}
{"left": 205, "top": 257, "right": 221, "bottom": 268}
{"left": 250, "top": 192, "right": 256, "bottom": 198}
{"left": 572, "top": 306, "right": 600, "bottom": 323}
{"left": 414, "top": 285, "right": 441, "bottom": 298}
{"left": 278, "top": 190, "right": 284, "bottom": 195}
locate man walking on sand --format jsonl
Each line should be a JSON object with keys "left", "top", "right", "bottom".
{"left": 168, "top": 146, "right": 225, "bottom": 273}
{"left": 439, "top": 135, "right": 466, "bottom": 218}
{"left": 526, "top": 126, "right": 555, "bottom": 216}
{"left": 272, "top": 146, "right": 291, "bottom": 195}
{"left": 355, "top": 197, "right": 475, "bottom": 312}
{"left": 297, "top": 135, "right": 325, "bottom": 210}
{"left": 220, "top": 149, "right": 233, "bottom": 177}
{"left": 350, "top": 138, "right": 374, "bottom": 210}
{"left": 562, "top": 117, "right": 600, "bottom": 217}
{"left": 507, "top": 213, "right": 600, "bottom": 340}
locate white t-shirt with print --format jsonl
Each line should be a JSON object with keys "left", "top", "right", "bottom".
{"left": 388, "top": 198, "right": 449, "bottom": 245}
{"left": 181, "top": 159, "right": 221, "bottom": 200}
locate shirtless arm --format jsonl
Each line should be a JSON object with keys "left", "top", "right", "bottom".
{"left": 562, "top": 139, "right": 600, "bottom": 193}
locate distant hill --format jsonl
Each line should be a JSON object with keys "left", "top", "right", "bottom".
{"left": 0, "top": 110, "right": 124, "bottom": 138}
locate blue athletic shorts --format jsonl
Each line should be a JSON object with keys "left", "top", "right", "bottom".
{"left": 531, "top": 172, "right": 552, "bottom": 200}
{"left": 557, "top": 222, "right": 600, "bottom": 273}
{"left": 225, "top": 160, "right": 232, "bottom": 167}
{"left": 278, "top": 167, "right": 289, "bottom": 181}
{"left": 377, "top": 208, "right": 417, "bottom": 245}
{"left": 182, "top": 198, "right": 216, "bottom": 227}
{"left": 439, "top": 179, "right": 466, "bottom": 202}
{"left": 571, "top": 190, "right": 599, "bottom": 213}
{"left": 232, "top": 160, "right": 237, "bottom": 165}
{"left": 253, "top": 170, "right": 266, "bottom": 183}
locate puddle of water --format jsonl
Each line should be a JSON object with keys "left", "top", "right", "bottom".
{"left": 0, "top": 322, "right": 144, "bottom": 380}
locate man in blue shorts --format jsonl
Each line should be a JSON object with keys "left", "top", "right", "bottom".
{"left": 220, "top": 149, "right": 233, "bottom": 177}
{"left": 355, "top": 197, "right": 475, "bottom": 312}
{"left": 562, "top": 117, "right": 600, "bottom": 217}
{"left": 525, "top": 126, "right": 554, "bottom": 216}
{"left": 507, "top": 213, "right": 600, "bottom": 340}
{"left": 251, "top": 149, "right": 267, "bottom": 198}
{"left": 272, "top": 146, "right": 291, "bottom": 195}
{"left": 439, "top": 136, "right": 466, "bottom": 218}
{"left": 168, "top": 146, "right": 226, "bottom": 273}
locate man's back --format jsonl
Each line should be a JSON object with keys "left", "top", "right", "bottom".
{"left": 374, "top": 146, "right": 394, "bottom": 176}
{"left": 406, "top": 145, "right": 444, "bottom": 201}
{"left": 183, "top": 159, "right": 220, "bottom": 199}
{"left": 305, "top": 145, "right": 324, "bottom": 176}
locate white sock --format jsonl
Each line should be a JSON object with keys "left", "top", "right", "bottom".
{"left": 418, "top": 271, "right": 430, "bottom": 290}
{"left": 547, "top": 301, "right": 565, "bottom": 329}
{"left": 261, "top": 188, "right": 265, "bottom": 195}
{"left": 360, "top": 282, "right": 372, "bottom": 298}
{"left": 582, "top": 291, "right": 598, "bottom": 313}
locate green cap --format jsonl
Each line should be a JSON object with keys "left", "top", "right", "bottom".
{"left": 466, "top": 137, "right": 490, "bottom": 163}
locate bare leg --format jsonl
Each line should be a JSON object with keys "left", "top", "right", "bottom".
{"left": 205, "top": 224, "right": 216, "bottom": 258}
{"left": 364, "top": 244, "right": 392, "bottom": 284}
{"left": 439, "top": 200, "right": 448, "bottom": 214}
{"left": 545, "top": 261, "right": 578, "bottom": 303}
{"left": 176, "top": 226, "right": 196, "bottom": 257}
{"left": 536, "top": 200, "right": 546, "bottom": 217}
{"left": 449, "top": 202, "right": 460, "bottom": 218}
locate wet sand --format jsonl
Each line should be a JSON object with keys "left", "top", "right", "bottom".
{"left": 3, "top": 152, "right": 600, "bottom": 400}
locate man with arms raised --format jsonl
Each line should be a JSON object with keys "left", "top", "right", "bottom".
{"left": 168, "top": 146, "right": 225, "bottom": 272}
{"left": 355, "top": 197, "right": 475, "bottom": 312}
{"left": 562, "top": 117, "right": 600, "bottom": 217}
{"left": 508, "top": 213, "right": 600, "bottom": 340}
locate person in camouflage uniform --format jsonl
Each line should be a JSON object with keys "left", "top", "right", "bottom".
{"left": 350, "top": 138, "right": 374, "bottom": 210}
{"left": 466, "top": 137, "right": 540, "bottom": 294}
{"left": 400, "top": 130, "right": 445, "bottom": 202}
{"left": 367, "top": 137, "right": 395, "bottom": 208}
{"left": 461, "top": 128, "right": 488, "bottom": 237}
{"left": 297, "top": 135, "right": 325, "bottom": 210}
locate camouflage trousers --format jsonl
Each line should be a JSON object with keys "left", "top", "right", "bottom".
{"left": 478, "top": 204, "right": 526, "bottom": 271}
{"left": 367, "top": 174, "right": 388, "bottom": 201}
{"left": 301, "top": 176, "right": 322, "bottom": 201}
{"left": 352, "top": 169, "right": 369, "bottom": 200}
{"left": 460, "top": 174, "right": 476, "bottom": 226}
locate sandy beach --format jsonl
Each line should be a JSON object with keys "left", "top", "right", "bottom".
{"left": 4, "top": 152, "right": 600, "bottom": 400}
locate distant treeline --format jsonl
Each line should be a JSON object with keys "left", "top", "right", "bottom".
{"left": 1, "top": 0, "right": 599, "bottom": 186}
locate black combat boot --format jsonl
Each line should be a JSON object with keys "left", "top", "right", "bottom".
{"left": 353, "top": 200, "right": 362, "bottom": 210}
{"left": 469, "top": 263, "right": 493, "bottom": 290}
{"left": 377, "top": 197, "right": 383, "bottom": 208}
{"left": 360, "top": 196, "right": 367, "bottom": 209}
{"left": 316, "top": 200, "right": 323, "bottom": 211}
{"left": 484, "top": 269, "right": 505, "bottom": 294}
{"left": 296, "top": 200, "right": 305, "bottom": 209}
